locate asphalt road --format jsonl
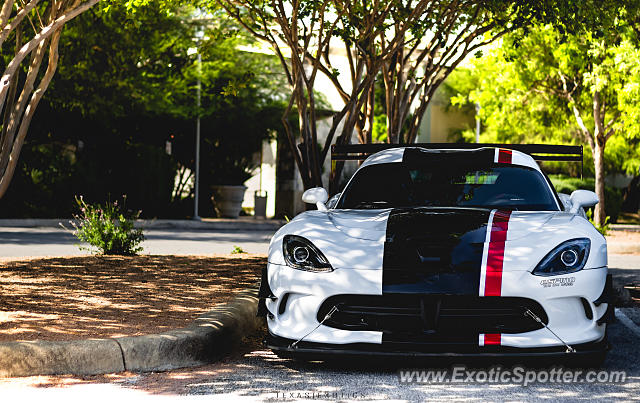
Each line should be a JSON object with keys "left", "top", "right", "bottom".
{"left": 181, "top": 313, "right": 640, "bottom": 401}
{"left": 0, "top": 227, "right": 273, "bottom": 257}
{"left": 1, "top": 226, "right": 640, "bottom": 265}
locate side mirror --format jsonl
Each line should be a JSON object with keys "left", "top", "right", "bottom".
{"left": 302, "top": 187, "right": 329, "bottom": 211}
{"left": 569, "top": 190, "right": 599, "bottom": 214}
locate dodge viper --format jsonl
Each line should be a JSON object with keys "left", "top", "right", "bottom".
{"left": 258, "top": 146, "right": 612, "bottom": 362}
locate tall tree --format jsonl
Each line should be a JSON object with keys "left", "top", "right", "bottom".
{"left": 0, "top": 0, "right": 103, "bottom": 199}
{"left": 378, "top": 1, "right": 551, "bottom": 144}
{"left": 216, "top": 0, "right": 623, "bottom": 191}
{"left": 451, "top": 23, "right": 640, "bottom": 225}
{"left": 1, "top": 1, "right": 288, "bottom": 217}
{"left": 216, "top": 0, "right": 431, "bottom": 189}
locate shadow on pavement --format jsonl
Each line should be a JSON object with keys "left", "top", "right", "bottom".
{"left": 128, "top": 321, "right": 640, "bottom": 399}
{"left": 610, "top": 268, "right": 640, "bottom": 286}
{"left": 2, "top": 321, "right": 638, "bottom": 400}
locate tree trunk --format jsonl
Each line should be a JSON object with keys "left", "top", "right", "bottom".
{"left": 593, "top": 135, "right": 606, "bottom": 226}
{"left": 0, "top": 0, "right": 100, "bottom": 199}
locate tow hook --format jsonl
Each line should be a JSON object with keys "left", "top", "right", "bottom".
{"left": 524, "top": 308, "right": 576, "bottom": 353}
{"left": 289, "top": 306, "right": 339, "bottom": 349}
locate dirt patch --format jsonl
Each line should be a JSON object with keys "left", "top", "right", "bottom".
{"left": 0, "top": 255, "right": 265, "bottom": 342}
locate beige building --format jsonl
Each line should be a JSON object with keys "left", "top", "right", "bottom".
{"left": 417, "top": 97, "right": 475, "bottom": 144}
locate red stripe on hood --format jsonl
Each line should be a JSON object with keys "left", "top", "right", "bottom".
{"left": 484, "top": 210, "right": 511, "bottom": 296}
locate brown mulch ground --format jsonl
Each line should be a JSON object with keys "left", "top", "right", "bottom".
{"left": 0, "top": 254, "right": 265, "bottom": 342}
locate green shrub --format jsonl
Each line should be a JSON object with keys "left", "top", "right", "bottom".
{"left": 231, "top": 245, "right": 247, "bottom": 254}
{"left": 586, "top": 210, "right": 611, "bottom": 236}
{"left": 549, "top": 175, "right": 623, "bottom": 223}
{"left": 71, "top": 196, "right": 145, "bottom": 255}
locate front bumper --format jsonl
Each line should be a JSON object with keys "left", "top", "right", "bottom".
{"left": 261, "top": 263, "right": 611, "bottom": 352}
{"left": 266, "top": 331, "right": 609, "bottom": 359}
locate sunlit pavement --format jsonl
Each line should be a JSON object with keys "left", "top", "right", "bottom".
{"left": 1, "top": 318, "right": 640, "bottom": 401}
{"left": 0, "top": 227, "right": 273, "bottom": 257}
{"left": 609, "top": 254, "right": 640, "bottom": 270}
{"left": 160, "top": 319, "right": 640, "bottom": 401}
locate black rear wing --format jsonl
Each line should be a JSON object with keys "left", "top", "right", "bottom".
{"left": 331, "top": 143, "right": 583, "bottom": 176}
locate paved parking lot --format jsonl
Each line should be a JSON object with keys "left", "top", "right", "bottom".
{"left": 2, "top": 226, "right": 640, "bottom": 266}
{"left": 183, "top": 316, "right": 640, "bottom": 401}
{"left": 2, "top": 315, "right": 639, "bottom": 401}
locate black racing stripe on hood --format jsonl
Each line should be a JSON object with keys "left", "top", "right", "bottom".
{"left": 402, "top": 147, "right": 495, "bottom": 167}
{"left": 382, "top": 207, "right": 491, "bottom": 295}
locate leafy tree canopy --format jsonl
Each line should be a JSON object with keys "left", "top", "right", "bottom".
{"left": 449, "top": 16, "right": 640, "bottom": 224}
{"left": 2, "top": 1, "right": 288, "bottom": 217}
{"left": 214, "top": 0, "right": 637, "bottom": 191}
{"left": 49, "top": 1, "right": 283, "bottom": 121}
{"left": 451, "top": 25, "right": 640, "bottom": 174}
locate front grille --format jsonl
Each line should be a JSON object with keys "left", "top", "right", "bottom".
{"left": 317, "top": 294, "right": 547, "bottom": 335}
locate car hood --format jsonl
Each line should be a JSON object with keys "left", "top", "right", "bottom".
{"left": 327, "top": 207, "right": 564, "bottom": 242}
{"left": 271, "top": 206, "right": 603, "bottom": 272}
{"left": 328, "top": 209, "right": 391, "bottom": 241}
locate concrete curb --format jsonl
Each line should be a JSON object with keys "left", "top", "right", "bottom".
{"left": 0, "top": 218, "right": 285, "bottom": 231}
{"left": 0, "top": 289, "right": 262, "bottom": 377}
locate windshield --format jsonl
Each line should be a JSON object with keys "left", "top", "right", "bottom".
{"left": 337, "top": 162, "right": 559, "bottom": 211}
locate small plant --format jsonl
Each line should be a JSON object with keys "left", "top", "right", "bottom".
{"left": 231, "top": 245, "right": 247, "bottom": 254}
{"left": 71, "top": 195, "right": 145, "bottom": 255}
{"left": 586, "top": 210, "right": 611, "bottom": 236}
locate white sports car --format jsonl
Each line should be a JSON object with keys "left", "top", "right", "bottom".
{"left": 258, "top": 146, "right": 612, "bottom": 362}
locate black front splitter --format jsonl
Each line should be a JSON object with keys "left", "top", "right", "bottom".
{"left": 266, "top": 332, "right": 609, "bottom": 361}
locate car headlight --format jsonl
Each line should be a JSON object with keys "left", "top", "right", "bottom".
{"left": 532, "top": 238, "right": 590, "bottom": 276}
{"left": 283, "top": 235, "right": 333, "bottom": 272}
